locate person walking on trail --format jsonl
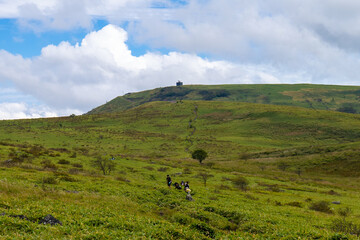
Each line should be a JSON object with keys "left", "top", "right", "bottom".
{"left": 174, "top": 182, "right": 182, "bottom": 190}
{"left": 166, "top": 175, "right": 172, "bottom": 188}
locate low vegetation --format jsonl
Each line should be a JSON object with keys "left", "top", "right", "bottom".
{"left": 0, "top": 97, "right": 360, "bottom": 238}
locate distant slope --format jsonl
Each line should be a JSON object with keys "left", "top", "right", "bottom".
{"left": 3, "top": 100, "right": 360, "bottom": 176}
{"left": 87, "top": 84, "right": 360, "bottom": 114}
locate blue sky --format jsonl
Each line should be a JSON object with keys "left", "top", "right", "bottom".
{"left": 0, "top": 0, "right": 360, "bottom": 119}
{"left": 0, "top": 18, "right": 152, "bottom": 58}
{"left": 0, "top": 19, "right": 87, "bottom": 57}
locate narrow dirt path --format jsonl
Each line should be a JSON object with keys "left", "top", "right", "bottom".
{"left": 185, "top": 105, "right": 198, "bottom": 151}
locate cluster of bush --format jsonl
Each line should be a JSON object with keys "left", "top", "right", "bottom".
{"left": 199, "top": 90, "right": 230, "bottom": 100}
{"left": 154, "top": 87, "right": 193, "bottom": 100}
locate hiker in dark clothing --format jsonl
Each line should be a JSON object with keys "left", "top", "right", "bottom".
{"left": 166, "top": 175, "right": 172, "bottom": 188}
{"left": 174, "top": 182, "right": 182, "bottom": 190}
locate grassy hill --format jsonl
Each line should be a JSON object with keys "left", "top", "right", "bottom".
{"left": 1, "top": 101, "right": 360, "bottom": 238}
{"left": 88, "top": 84, "right": 360, "bottom": 115}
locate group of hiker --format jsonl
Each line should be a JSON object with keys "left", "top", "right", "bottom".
{"left": 166, "top": 175, "right": 191, "bottom": 194}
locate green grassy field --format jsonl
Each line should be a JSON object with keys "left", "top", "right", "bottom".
{"left": 1, "top": 100, "right": 360, "bottom": 239}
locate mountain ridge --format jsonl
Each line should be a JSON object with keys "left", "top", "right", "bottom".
{"left": 87, "top": 83, "right": 360, "bottom": 115}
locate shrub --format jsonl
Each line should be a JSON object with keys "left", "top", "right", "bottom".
{"left": 58, "top": 159, "right": 70, "bottom": 165}
{"left": 190, "top": 223, "right": 215, "bottom": 238}
{"left": 183, "top": 168, "right": 192, "bottom": 174}
{"left": 159, "top": 188, "right": 171, "bottom": 195}
{"left": 309, "top": 201, "right": 333, "bottom": 214}
{"left": 331, "top": 218, "right": 360, "bottom": 237}
{"left": 217, "top": 210, "right": 247, "bottom": 225}
{"left": 60, "top": 175, "right": 77, "bottom": 182}
{"left": 199, "top": 89, "right": 230, "bottom": 100}
{"left": 267, "top": 185, "right": 282, "bottom": 192}
{"left": 157, "top": 167, "right": 168, "bottom": 172}
{"left": 218, "top": 184, "right": 231, "bottom": 190}
{"left": 285, "top": 201, "right": 303, "bottom": 208}
{"left": 41, "top": 160, "right": 58, "bottom": 170}
{"left": 1, "top": 159, "right": 16, "bottom": 167}
{"left": 126, "top": 167, "right": 137, "bottom": 173}
{"left": 91, "top": 156, "right": 116, "bottom": 175}
{"left": 328, "top": 233, "right": 350, "bottom": 240}
{"left": 172, "top": 213, "right": 192, "bottom": 225}
{"left": 27, "top": 145, "right": 45, "bottom": 157}
{"left": 72, "top": 163, "right": 83, "bottom": 168}
{"left": 0, "top": 203, "right": 10, "bottom": 209}
{"left": 231, "top": 176, "right": 249, "bottom": 191}
{"left": 337, "top": 103, "right": 357, "bottom": 114}
{"left": 196, "top": 171, "right": 214, "bottom": 187}
{"left": 42, "top": 176, "right": 58, "bottom": 184}
{"left": 8, "top": 150, "right": 30, "bottom": 163}
{"left": 245, "top": 194, "right": 259, "bottom": 201}
{"left": 328, "top": 190, "right": 340, "bottom": 196}
{"left": 239, "top": 152, "right": 251, "bottom": 161}
{"left": 338, "top": 207, "right": 352, "bottom": 219}
{"left": 190, "top": 212, "right": 210, "bottom": 223}
{"left": 204, "top": 206, "right": 216, "bottom": 212}
{"left": 68, "top": 168, "right": 82, "bottom": 174}
{"left": 115, "top": 176, "right": 130, "bottom": 182}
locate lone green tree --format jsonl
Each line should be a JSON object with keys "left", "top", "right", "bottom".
{"left": 192, "top": 149, "right": 208, "bottom": 164}
{"left": 92, "top": 156, "right": 116, "bottom": 175}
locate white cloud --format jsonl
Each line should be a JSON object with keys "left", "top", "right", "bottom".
{"left": 1, "top": 1, "right": 360, "bottom": 119}
{"left": 0, "top": 102, "right": 58, "bottom": 120}
{"left": 0, "top": 24, "right": 287, "bottom": 115}
{"left": 2, "top": 1, "right": 360, "bottom": 86}
{"left": 0, "top": 0, "right": 152, "bottom": 31}
{"left": 126, "top": 0, "right": 360, "bottom": 84}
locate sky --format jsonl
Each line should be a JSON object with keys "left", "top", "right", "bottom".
{"left": 1, "top": 0, "right": 360, "bottom": 119}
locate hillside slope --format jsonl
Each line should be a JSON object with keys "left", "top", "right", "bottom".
{"left": 1, "top": 101, "right": 360, "bottom": 238}
{"left": 4, "top": 100, "right": 360, "bottom": 175}
{"left": 88, "top": 84, "right": 360, "bottom": 115}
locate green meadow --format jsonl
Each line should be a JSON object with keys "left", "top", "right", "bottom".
{"left": 1, "top": 93, "right": 360, "bottom": 238}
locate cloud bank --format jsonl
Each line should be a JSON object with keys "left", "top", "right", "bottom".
{"left": 0, "top": 102, "right": 57, "bottom": 120}
{"left": 0, "top": 24, "right": 286, "bottom": 116}
{"left": 127, "top": 0, "right": 360, "bottom": 84}
{"left": 1, "top": 0, "right": 360, "bottom": 119}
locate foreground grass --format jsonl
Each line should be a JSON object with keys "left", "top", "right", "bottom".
{"left": 1, "top": 160, "right": 359, "bottom": 239}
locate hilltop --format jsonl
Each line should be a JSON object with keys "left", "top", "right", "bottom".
{"left": 1, "top": 100, "right": 360, "bottom": 238}
{"left": 88, "top": 84, "right": 360, "bottom": 114}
